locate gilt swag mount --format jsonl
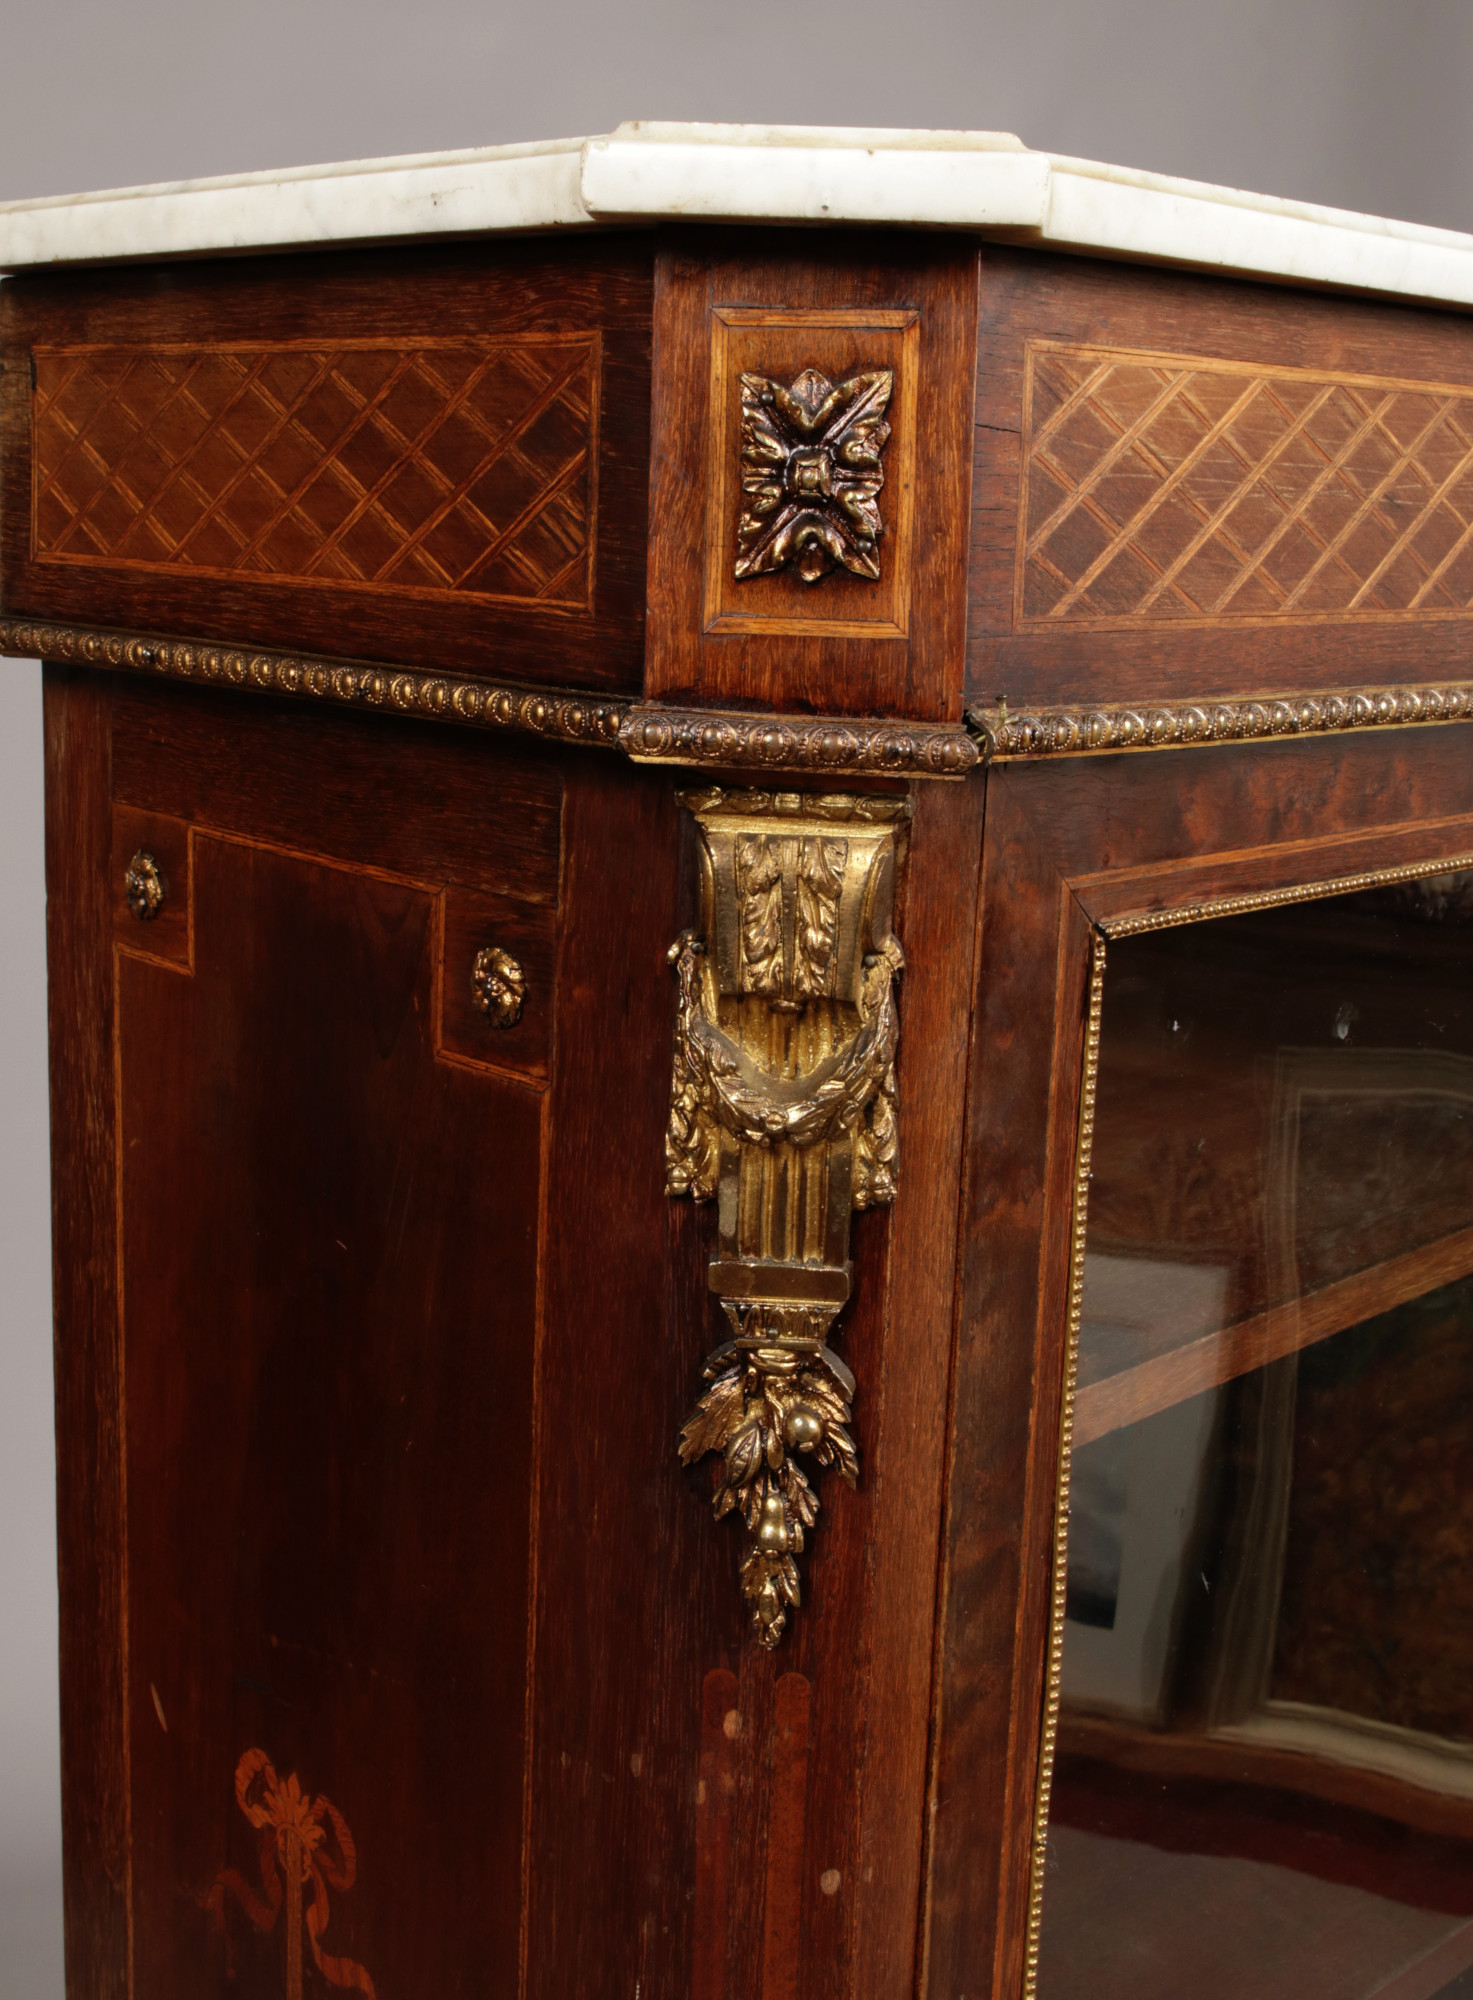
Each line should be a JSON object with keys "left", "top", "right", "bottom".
{"left": 666, "top": 788, "right": 909, "bottom": 1646}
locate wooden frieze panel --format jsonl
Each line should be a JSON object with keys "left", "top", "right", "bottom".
{"left": 1, "top": 240, "right": 654, "bottom": 693}
{"left": 968, "top": 251, "right": 1473, "bottom": 717}
{"left": 32, "top": 335, "right": 598, "bottom": 610}
{"left": 1019, "top": 341, "right": 1473, "bottom": 629}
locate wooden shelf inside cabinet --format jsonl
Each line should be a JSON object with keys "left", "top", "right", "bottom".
{"left": 1057, "top": 1711, "right": 1473, "bottom": 1847}
{"left": 1074, "top": 1223, "right": 1473, "bottom": 1445}
{"left": 1077, "top": 897, "right": 1473, "bottom": 1445}
{"left": 1051, "top": 1714, "right": 1473, "bottom": 2000}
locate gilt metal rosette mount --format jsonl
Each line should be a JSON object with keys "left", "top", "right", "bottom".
{"left": 736, "top": 369, "right": 893, "bottom": 585}
{"left": 667, "top": 788, "right": 910, "bottom": 1647}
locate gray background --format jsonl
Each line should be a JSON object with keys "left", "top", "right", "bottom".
{"left": 4, "top": 1, "right": 1473, "bottom": 1991}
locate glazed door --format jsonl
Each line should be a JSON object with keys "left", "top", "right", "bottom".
{"left": 1037, "top": 870, "right": 1473, "bottom": 2000}
{"left": 925, "top": 721, "right": 1473, "bottom": 2000}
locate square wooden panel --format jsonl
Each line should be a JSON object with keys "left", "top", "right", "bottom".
{"left": 703, "top": 308, "right": 919, "bottom": 639}
{"left": 646, "top": 232, "right": 979, "bottom": 723}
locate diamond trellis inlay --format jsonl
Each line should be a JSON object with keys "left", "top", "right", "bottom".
{"left": 31, "top": 337, "right": 598, "bottom": 609}
{"left": 1018, "top": 341, "right": 1473, "bottom": 626}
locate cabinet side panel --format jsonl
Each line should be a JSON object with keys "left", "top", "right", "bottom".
{"left": 854, "top": 773, "right": 987, "bottom": 2000}
{"left": 525, "top": 762, "right": 974, "bottom": 2000}
{"left": 101, "top": 686, "right": 558, "bottom": 1999}
{"left": 44, "top": 665, "right": 128, "bottom": 2000}
{"left": 921, "top": 770, "right": 1091, "bottom": 2000}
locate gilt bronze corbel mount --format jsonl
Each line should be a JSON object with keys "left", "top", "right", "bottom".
{"left": 666, "top": 788, "right": 910, "bottom": 1646}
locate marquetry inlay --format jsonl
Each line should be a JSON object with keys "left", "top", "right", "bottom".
{"left": 1019, "top": 341, "right": 1473, "bottom": 626}
{"left": 31, "top": 337, "right": 598, "bottom": 609}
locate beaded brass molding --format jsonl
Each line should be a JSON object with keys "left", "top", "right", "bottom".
{"left": 969, "top": 680, "right": 1473, "bottom": 760}
{"left": 17, "top": 619, "right": 1473, "bottom": 775}
{"left": 0, "top": 618, "right": 979, "bottom": 778}
{"left": 0, "top": 617, "right": 626, "bottom": 747}
{"left": 667, "top": 788, "right": 910, "bottom": 1647}
{"left": 620, "top": 703, "right": 978, "bottom": 777}
{"left": 1023, "top": 844, "right": 1473, "bottom": 1998}
{"left": 1023, "top": 930, "right": 1105, "bottom": 2000}
{"left": 1102, "top": 850, "right": 1473, "bottom": 939}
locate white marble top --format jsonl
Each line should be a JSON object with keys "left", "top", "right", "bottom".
{"left": 5, "top": 121, "right": 1473, "bottom": 310}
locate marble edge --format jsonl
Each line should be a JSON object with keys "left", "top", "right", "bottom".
{"left": 2, "top": 122, "right": 1473, "bottom": 308}
{"left": 0, "top": 145, "right": 593, "bottom": 268}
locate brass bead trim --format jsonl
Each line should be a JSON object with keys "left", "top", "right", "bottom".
{"left": 0, "top": 617, "right": 978, "bottom": 778}
{"left": 970, "top": 683, "right": 1473, "bottom": 761}
{"left": 620, "top": 703, "right": 979, "bottom": 777}
{"left": 1022, "top": 931, "right": 1106, "bottom": 2000}
{"left": 0, "top": 617, "right": 627, "bottom": 747}
{"left": 1103, "top": 849, "right": 1473, "bottom": 940}
{"left": 1023, "top": 844, "right": 1473, "bottom": 1997}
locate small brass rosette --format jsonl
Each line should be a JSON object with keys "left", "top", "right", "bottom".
{"left": 124, "top": 850, "right": 165, "bottom": 921}
{"left": 471, "top": 946, "right": 526, "bottom": 1029}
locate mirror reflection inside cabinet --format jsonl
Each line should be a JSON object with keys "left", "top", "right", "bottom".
{"left": 1037, "top": 868, "right": 1473, "bottom": 2000}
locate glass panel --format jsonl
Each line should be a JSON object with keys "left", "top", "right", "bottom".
{"left": 1038, "top": 870, "right": 1473, "bottom": 2000}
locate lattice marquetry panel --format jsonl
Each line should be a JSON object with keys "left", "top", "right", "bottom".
{"left": 31, "top": 338, "right": 597, "bottom": 609}
{"left": 1019, "top": 341, "right": 1473, "bottom": 626}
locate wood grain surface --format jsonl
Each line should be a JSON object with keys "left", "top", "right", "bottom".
{"left": 44, "top": 666, "right": 130, "bottom": 2000}
{"left": 46, "top": 661, "right": 987, "bottom": 1999}
{"left": 646, "top": 231, "right": 977, "bottom": 723}
{"left": 40, "top": 225, "right": 1473, "bottom": 2000}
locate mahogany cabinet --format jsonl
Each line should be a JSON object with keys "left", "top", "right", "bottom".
{"left": 10, "top": 125, "right": 1473, "bottom": 2000}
